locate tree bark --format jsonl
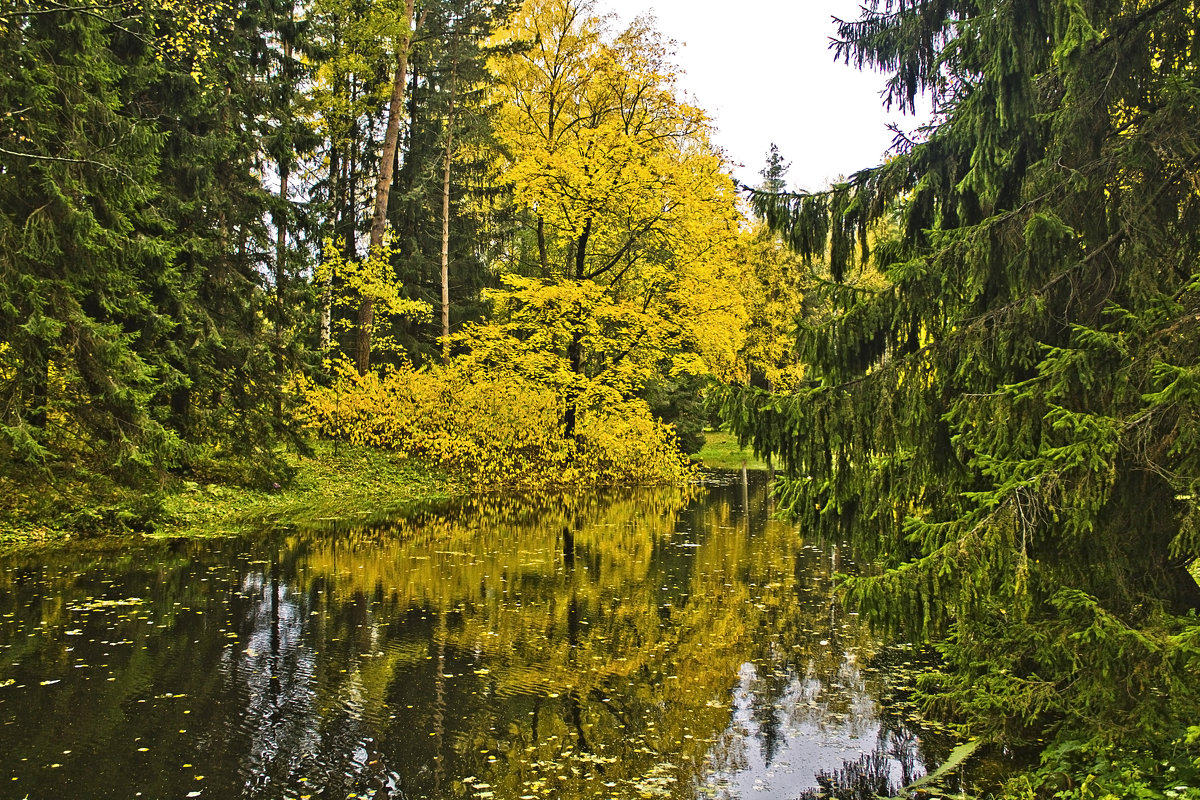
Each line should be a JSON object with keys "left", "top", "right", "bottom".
{"left": 319, "top": 144, "right": 337, "bottom": 352}
{"left": 356, "top": 0, "right": 420, "bottom": 374}
{"left": 27, "top": 342, "right": 49, "bottom": 431}
{"left": 537, "top": 216, "right": 548, "bottom": 273}
{"left": 574, "top": 218, "right": 590, "bottom": 279}
{"left": 275, "top": 27, "right": 293, "bottom": 293}
{"left": 562, "top": 323, "right": 584, "bottom": 439}
{"left": 562, "top": 219, "right": 591, "bottom": 439}
{"left": 440, "top": 49, "right": 457, "bottom": 364}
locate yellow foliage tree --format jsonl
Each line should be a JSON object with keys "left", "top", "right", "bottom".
{"left": 487, "top": 0, "right": 747, "bottom": 436}
{"left": 733, "top": 224, "right": 811, "bottom": 392}
{"left": 315, "top": 237, "right": 432, "bottom": 361}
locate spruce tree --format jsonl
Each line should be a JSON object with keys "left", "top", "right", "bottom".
{"left": 759, "top": 143, "right": 790, "bottom": 195}
{"left": 0, "top": 0, "right": 311, "bottom": 491}
{"left": 135, "top": 0, "right": 313, "bottom": 482}
{"left": 725, "top": 0, "right": 1200, "bottom": 764}
{"left": 0, "top": 3, "right": 178, "bottom": 472}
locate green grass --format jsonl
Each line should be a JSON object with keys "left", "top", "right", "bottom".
{"left": 156, "top": 441, "right": 464, "bottom": 537}
{"left": 692, "top": 430, "right": 772, "bottom": 471}
{"left": 0, "top": 441, "right": 464, "bottom": 545}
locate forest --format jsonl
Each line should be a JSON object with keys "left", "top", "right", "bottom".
{"left": 2, "top": 0, "right": 1199, "bottom": 797}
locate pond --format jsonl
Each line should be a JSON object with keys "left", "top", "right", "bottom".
{"left": 0, "top": 472, "right": 958, "bottom": 799}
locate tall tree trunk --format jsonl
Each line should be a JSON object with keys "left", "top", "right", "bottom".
{"left": 274, "top": 154, "right": 288, "bottom": 416}
{"left": 319, "top": 144, "right": 337, "bottom": 352}
{"left": 440, "top": 50, "right": 457, "bottom": 364}
{"left": 276, "top": 161, "right": 289, "bottom": 286}
{"left": 563, "top": 324, "right": 583, "bottom": 439}
{"left": 274, "top": 43, "right": 290, "bottom": 415}
{"left": 356, "top": 0, "right": 420, "bottom": 375}
{"left": 26, "top": 342, "right": 49, "bottom": 432}
{"left": 275, "top": 27, "right": 293, "bottom": 293}
{"left": 574, "top": 218, "right": 590, "bottom": 279}
{"left": 537, "top": 216, "right": 548, "bottom": 273}
{"left": 562, "top": 219, "right": 591, "bottom": 439}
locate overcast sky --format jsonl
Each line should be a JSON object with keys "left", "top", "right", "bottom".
{"left": 598, "top": 0, "right": 932, "bottom": 192}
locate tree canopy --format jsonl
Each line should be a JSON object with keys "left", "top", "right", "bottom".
{"left": 487, "top": 0, "right": 745, "bottom": 442}
{"left": 725, "top": 0, "right": 1200, "bottom": 780}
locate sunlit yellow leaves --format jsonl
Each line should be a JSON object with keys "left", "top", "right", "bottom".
{"left": 148, "top": 0, "right": 237, "bottom": 82}
{"left": 4, "top": 1, "right": 234, "bottom": 82}
{"left": 491, "top": 0, "right": 724, "bottom": 273}
{"left": 298, "top": 357, "right": 693, "bottom": 489}
{"left": 316, "top": 237, "right": 431, "bottom": 360}
{"left": 486, "top": 0, "right": 748, "bottom": 388}
{"left": 732, "top": 225, "right": 812, "bottom": 391}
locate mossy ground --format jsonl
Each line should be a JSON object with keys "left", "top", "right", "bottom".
{"left": 692, "top": 430, "right": 772, "bottom": 471}
{"left": 0, "top": 441, "right": 464, "bottom": 546}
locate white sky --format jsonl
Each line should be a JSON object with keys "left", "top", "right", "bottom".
{"left": 599, "top": 0, "right": 932, "bottom": 192}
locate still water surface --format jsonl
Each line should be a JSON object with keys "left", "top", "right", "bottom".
{"left": 0, "top": 473, "right": 944, "bottom": 799}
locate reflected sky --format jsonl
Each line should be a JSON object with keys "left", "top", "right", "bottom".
{"left": 0, "top": 474, "right": 937, "bottom": 799}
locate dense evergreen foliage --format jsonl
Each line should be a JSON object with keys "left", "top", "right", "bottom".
{"left": 0, "top": 0, "right": 310, "bottom": 487}
{"left": 725, "top": 0, "right": 1200, "bottom": 787}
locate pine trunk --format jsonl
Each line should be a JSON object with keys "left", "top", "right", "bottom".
{"left": 440, "top": 53, "right": 457, "bottom": 365}
{"left": 319, "top": 145, "right": 337, "bottom": 351}
{"left": 562, "top": 219, "right": 591, "bottom": 439}
{"left": 356, "top": 0, "right": 419, "bottom": 374}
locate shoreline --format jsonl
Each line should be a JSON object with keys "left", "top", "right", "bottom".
{"left": 0, "top": 430, "right": 767, "bottom": 548}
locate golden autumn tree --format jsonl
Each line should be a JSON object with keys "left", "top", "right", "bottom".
{"left": 486, "top": 0, "right": 747, "bottom": 440}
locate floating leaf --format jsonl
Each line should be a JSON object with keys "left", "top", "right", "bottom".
{"left": 68, "top": 598, "right": 145, "bottom": 612}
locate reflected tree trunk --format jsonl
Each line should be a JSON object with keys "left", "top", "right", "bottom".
{"left": 433, "top": 607, "right": 447, "bottom": 792}
{"left": 562, "top": 525, "right": 575, "bottom": 571}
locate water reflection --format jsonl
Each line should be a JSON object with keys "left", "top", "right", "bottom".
{"left": 0, "top": 474, "right": 936, "bottom": 799}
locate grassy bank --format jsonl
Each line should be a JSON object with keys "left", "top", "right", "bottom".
{"left": 0, "top": 441, "right": 464, "bottom": 546}
{"left": 692, "top": 430, "right": 772, "bottom": 471}
{"left": 156, "top": 441, "right": 464, "bottom": 537}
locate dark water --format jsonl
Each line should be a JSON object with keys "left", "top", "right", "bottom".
{"left": 0, "top": 473, "right": 953, "bottom": 799}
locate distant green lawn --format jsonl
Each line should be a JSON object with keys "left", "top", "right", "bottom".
{"left": 692, "top": 430, "right": 771, "bottom": 471}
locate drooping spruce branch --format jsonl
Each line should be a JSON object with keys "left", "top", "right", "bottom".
{"left": 725, "top": 0, "right": 1200, "bottom": 751}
